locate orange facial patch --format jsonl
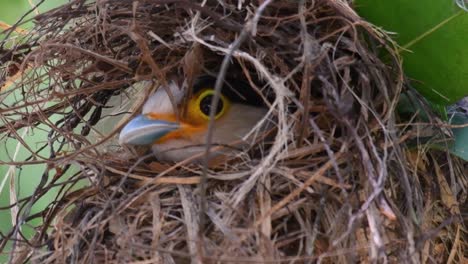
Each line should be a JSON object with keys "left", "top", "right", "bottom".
{"left": 146, "top": 113, "right": 178, "bottom": 123}
{"left": 145, "top": 87, "right": 231, "bottom": 144}
{"left": 145, "top": 113, "right": 206, "bottom": 143}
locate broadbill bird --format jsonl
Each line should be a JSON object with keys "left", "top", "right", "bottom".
{"left": 119, "top": 76, "right": 269, "bottom": 162}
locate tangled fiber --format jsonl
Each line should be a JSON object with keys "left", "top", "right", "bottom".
{"left": 0, "top": 0, "right": 466, "bottom": 263}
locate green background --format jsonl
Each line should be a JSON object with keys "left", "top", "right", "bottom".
{"left": 355, "top": 0, "right": 468, "bottom": 105}
{"left": 355, "top": 0, "right": 468, "bottom": 160}
{"left": 0, "top": 1, "right": 67, "bottom": 262}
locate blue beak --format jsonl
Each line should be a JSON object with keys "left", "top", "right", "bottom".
{"left": 119, "top": 115, "right": 179, "bottom": 145}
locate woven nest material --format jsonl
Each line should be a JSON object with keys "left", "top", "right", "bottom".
{"left": 0, "top": 0, "right": 466, "bottom": 263}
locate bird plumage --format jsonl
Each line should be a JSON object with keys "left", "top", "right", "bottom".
{"left": 119, "top": 76, "right": 268, "bottom": 162}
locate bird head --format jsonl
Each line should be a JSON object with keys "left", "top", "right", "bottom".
{"left": 119, "top": 76, "right": 268, "bottom": 162}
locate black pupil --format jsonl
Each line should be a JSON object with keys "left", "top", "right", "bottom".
{"left": 200, "top": 95, "right": 223, "bottom": 116}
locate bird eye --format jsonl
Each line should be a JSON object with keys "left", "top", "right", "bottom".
{"left": 199, "top": 94, "right": 223, "bottom": 116}
{"left": 184, "top": 89, "right": 230, "bottom": 124}
{"left": 196, "top": 89, "right": 228, "bottom": 120}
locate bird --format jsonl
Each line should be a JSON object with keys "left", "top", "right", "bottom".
{"left": 118, "top": 76, "right": 269, "bottom": 163}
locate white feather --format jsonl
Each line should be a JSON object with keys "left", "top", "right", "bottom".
{"left": 142, "top": 81, "right": 185, "bottom": 114}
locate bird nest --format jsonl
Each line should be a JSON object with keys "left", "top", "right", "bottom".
{"left": 0, "top": 0, "right": 466, "bottom": 263}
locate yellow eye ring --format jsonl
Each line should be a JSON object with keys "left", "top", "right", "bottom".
{"left": 196, "top": 89, "right": 229, "bottom": 120}
{"left": 185, "top": 88, "right": 230, "bottom": 125}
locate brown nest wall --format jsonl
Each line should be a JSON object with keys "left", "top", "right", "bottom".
{"left": 0, "top": 0, "right": 466, "bottom": 263}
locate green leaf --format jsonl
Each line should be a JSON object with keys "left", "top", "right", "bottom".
{"left": 397, "top": 92, "right": 468, "bottom": 161}
{"left": 449, "top": 112, "right": 468, "bottom": 160}
{"left": 355, "top": 0, "right": 468, "bottom": 105}
{"left": 0, "top": 1, "right": 71, "bottom": 263}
